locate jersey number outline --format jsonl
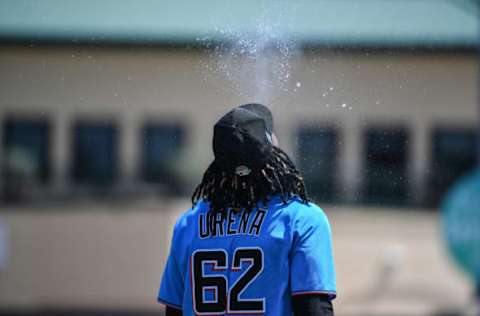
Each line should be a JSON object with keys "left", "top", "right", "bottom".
{"left": 191, "top": 247, "right": 265, "bottom": 314}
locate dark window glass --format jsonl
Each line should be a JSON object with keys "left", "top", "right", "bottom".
{"left": 429, "top": 128, "right": 477, "bottom": 206}
{"left": 142, "top": 123, "right": 184, "bottom": 185}
{"left": 72, "top": 122, "right": 117, "bottom": 185}
{"left": 364, "top": 128, "right": 409, "bottom": 205}
{"left": 3, "top": 118, "right": 50, "bottom": 183}
{"left": 296, "top": 127, "right": 338, "bottom": 202}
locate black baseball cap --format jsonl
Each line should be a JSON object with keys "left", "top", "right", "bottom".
{"left": 239, "top": 103, "right": 274, "bottom": 135}
{"left": 213, "top": 104, "right": 274, "bottom": 174}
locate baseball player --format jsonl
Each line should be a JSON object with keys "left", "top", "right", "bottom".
{"left": 158, "top": 104, "right": 336, "bottom": 315}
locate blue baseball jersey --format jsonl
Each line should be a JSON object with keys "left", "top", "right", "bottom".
{"left": 158, "top": 195, "right": 336, "bottom": 315}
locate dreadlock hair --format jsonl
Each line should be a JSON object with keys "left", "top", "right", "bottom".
{"left": 191, "top": 146, "right": 309, "bottom": 219}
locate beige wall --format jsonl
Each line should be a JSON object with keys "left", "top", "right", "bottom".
{"left": 0, "top": 202, "right": 472, "bottom": 315}
{"left": 0, "top": 200, "right": 184, "bottom": 310}
{"left": 0, "top": 46, "right": 478, "bottom": 200}
{"left": 0, "top": 46, "right": 477, "bottom": 203}
{"left": 0, "top": 46, "right": 477, "bottom": 313}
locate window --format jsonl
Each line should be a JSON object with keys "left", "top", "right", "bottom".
{"left": 3, "top": 118, "right": 50, "bottom": 183}
{"left": 142, "top": 123, "right": 184, "bottom": 186}
{"left": 428, "top": 128, "right": 477, "bottom": 206}
{"left": 364, "top": 127, "right": 409, "bottom": 205}
{"left": 296, "top": 126, "right": 338, "bottom": 202}
{"left": 72, "top": 122, "right": 118, "bottom": 185}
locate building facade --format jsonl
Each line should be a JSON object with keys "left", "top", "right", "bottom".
{"left": 0, "top": 44, "right": 478, "bottom": 208}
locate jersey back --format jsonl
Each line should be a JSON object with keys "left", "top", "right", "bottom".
{"left": 158, "top": 196, "right": 336, "bottom": 315}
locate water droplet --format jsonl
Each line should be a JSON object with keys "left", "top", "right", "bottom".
{"left": 329, "top": 86, "right": 334, "bottom": 91}
{"left": 341, "top": 103, "right": 347, "bottom": 108}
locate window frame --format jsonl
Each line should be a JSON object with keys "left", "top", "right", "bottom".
{"left": 2, "top": 115, "right": 51, "bottom": 184}
{"left": 362, "top": 125, "right": 410, "bottom": 206}
{"left": 428, "top": 126, "right": 477, "bottom": 206}
{"left": 71, "top": 120, "right": 119, "bottom": 185}
{"left": 295, "top": 124, "right": 340, "bottom": 203}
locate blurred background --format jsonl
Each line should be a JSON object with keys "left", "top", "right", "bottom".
{"left": 0, "top": 0, "right": 479, "bottom": 315}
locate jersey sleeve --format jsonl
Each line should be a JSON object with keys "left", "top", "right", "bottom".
{"left": 158, "top": 222, "right": 185, "bottom": 309}
{"left": 290, "top": 203, "right": 336, "bottom": 299}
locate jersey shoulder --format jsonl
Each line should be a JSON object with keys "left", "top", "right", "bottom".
{"left": 277, "top": 197, "right": 331, "bottom": 233}
{"left": 171, "top": 200, "right": 208, "bottom": 237}
{"left": 273, "top": 196, "right": 327, "bottom": 218}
